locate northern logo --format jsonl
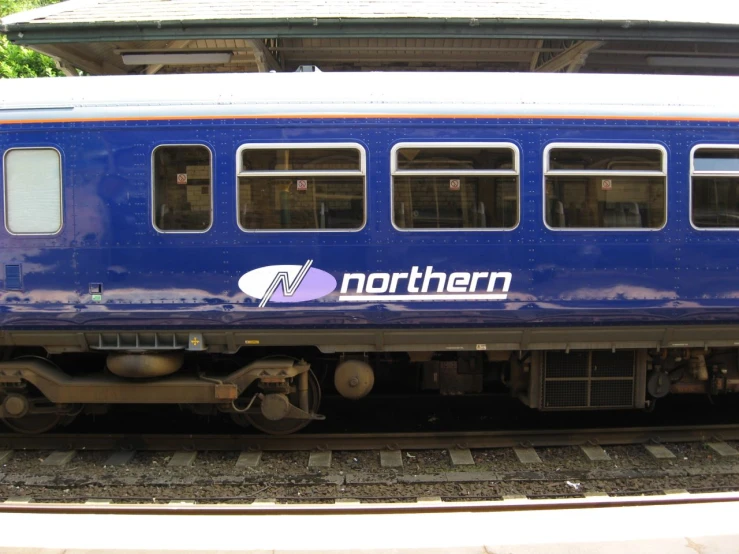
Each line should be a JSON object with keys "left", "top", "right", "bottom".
{"left": 238, "top": 260, "right": 337, "bottom": 307}
{"left": 239, "top": 261, "right": 512, "bottom": 307}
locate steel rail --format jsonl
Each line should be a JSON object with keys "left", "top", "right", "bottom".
{"left": 0, "top": 423, "right": 738, "bottom": 451}
{"left": 0, "top": 491, "right": 738, "bottom": 516}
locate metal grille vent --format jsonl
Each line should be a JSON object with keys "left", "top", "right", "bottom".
{"left": 4, "top": 265, "right": 22, "bottom": 290}
{"left": 542, "top": 350, "right": 636, "bottom": 410}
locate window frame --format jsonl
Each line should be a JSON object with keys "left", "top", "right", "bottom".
{"left": 390, "top": 141, "right": 520, "bottom": 232}
{"left": 3, "top": 146, "right": 64, "bottom": 236}
{"left": 542, "top": 142, "right": 668, "bottom": 232}
{"left": 151, "top": 143, "right": 214, "bottom": 234}
{"left": 235, "top": 142, "right": 367, "bottom": 233}
{"left": 689, "top": 143, "right": 739, "bottom": 232}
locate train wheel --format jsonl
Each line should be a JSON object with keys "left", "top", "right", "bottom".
{"left": 59, "top": 415, "right": 78, "bottom": 427}
{"left": 230, "top": 412, "right": 251, "bottom": 428}
{"left": 243, "top": 370, "right": 322, "bottom": 435}
{"left": 2, "top": 411, "right": 63, "bottom": 434}
{"left": 1, "top": 382, "right": 67, "bottom": 434}
{"left": 59, "top": 406, "right": 82, "bottom": 428}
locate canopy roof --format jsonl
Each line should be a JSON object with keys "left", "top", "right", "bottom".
{"left": 2, "top": 0, "right": 739, "bottom": 76}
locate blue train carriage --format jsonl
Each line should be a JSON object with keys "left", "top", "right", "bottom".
{"left": 0, "top": 72, "right": 738, "bottom": 434}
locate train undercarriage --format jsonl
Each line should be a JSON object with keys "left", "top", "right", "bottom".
{"left": 1, "top": 329, "right": 738, "bottom": 434}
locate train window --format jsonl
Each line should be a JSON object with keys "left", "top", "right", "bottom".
{"left": 544, "top": 144, "right": 666, "bottom": 230}
{"left": 4, "top": 148, "right": 62, "bottom": 234}
{"left": 237, "top": 144, "right": 365, "bottom": 231}
{"left": 152, "top": 145, "right": 212, "bottom": 232}
{"left": 242, "top": 148, "right": 361, "bottom": 172}
{"left": 391, "top": 143, "right": 519, "bottom": 230}
{"left": 691, "top": 147, "right": 739, "bottom": 229}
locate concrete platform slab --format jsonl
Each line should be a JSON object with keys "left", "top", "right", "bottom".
{"left": 2, "top": 494, "right": 739, "bottom": 553}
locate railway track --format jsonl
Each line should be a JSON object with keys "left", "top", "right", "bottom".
{"left": 0, "top": 423, "right": 738, "bottom": 552}
{"left": 1, "top": 423, "right": 739, "bottom": 451}
{"left": 0, "top": 422, "right": 735, "bottom": 506}
{"left": 0, "top": 491, "right": 736, "bottom": 514}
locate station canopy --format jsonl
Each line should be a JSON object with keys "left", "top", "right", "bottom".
{"left": 2, "top": 0, "right": 739, "bottom": 76}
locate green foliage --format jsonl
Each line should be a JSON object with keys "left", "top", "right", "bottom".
{"left": 1, "top": 0, "right": 62, "bottom": 78}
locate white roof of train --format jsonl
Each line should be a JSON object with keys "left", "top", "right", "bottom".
{"left": 0, "top": 72, "right": 738, "bottom": 120}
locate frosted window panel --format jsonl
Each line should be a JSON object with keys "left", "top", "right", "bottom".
{"left": 5, "top": 149, "right": 62, "bottom": 234}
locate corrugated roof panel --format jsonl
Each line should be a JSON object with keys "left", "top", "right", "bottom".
{"left": 159, "top": 63, "right": 257, "bottom": 74}
{"left": 280, "top": 37, "right": 536, "bottom": 69}
{"left": 4, "top": 0, "right": 739, "bottom": 26}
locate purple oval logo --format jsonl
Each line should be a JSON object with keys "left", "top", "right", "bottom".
{"left": 238, "top": 260, "right": 337, "bottom": 307}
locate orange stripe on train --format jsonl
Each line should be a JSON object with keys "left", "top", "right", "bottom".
{"left": 1, "top": 113, "right": 739, "bottom": 125}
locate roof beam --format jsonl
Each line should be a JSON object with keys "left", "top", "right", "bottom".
{"left": 54, "top": 59, "right": 78, "bottom": 76}
{"left": 534, "top": 40, "right": 604, "bottom": 72}
{"left": 529, "top": 39, "right": 544, "bottom": 71}
{"left": 247, "top": 39, "right": 281, "bottom": 72}
{"left": 283, "top": 54, "right": 531, "bottom": 63}
{"left": 32, "top": 44, "right": 126, "bottom": 75}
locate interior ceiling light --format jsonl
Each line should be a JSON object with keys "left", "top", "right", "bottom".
{"left": 646, "top": 56, "right": 739, "bottom": 69}
{"left": 121, "top": 52, "right": 233, "bottom": 65}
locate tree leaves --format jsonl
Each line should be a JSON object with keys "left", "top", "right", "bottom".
{"left": 1, "top": 0, "right": 63, "bottom": 78}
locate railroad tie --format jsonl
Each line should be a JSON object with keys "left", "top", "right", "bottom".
{"left": 168, "top": 451, "right": 197, "bottom": 467}
{"left": 580, "top": 445, "right": 611, "bottom": 462}
{"left": 448, "top": 448, "right": 475, "bottom": 466}
{"left": 42, "top": 451, "right": 76, "bottom": 466}
{"left": 501, "top": 495, "right": 528, "bottom": 502}
{"left": 104, "top": 451, "right": 136, "bottom": 467}
{"left": 235, "top": 451, "right": 262, "bottom": 469}
{"left": 644, "top": 445, "right": 677, "bottom": 460}
{"left": 380, "top": 450, "right": 403, "bottom": 468}
{"left": 308, "top": 450, "right": 332, "bottom": 468}
{"left": 513, "top": 447, "right": 542, "bottom": 464}
{"left": 706, "top": 442, "right": 739, "bottom": 457}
